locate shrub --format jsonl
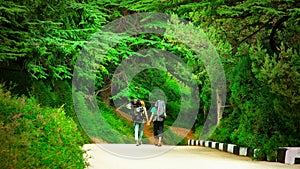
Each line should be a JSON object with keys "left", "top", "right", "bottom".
{"left": 31, "top": 81, "right": 56, "bottom": 107}
{"left": 73, "top": 92, "right": 139, "bottom": 143}
{"left": 0, "top": 86, "right": 86, "bottom": 169}
{"left": 53, "top": 80, "right": 75, "bottom": 118}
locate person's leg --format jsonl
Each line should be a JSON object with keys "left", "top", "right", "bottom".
{"left": 158, "top": 136, "right": 162, "bottom": 146}
{"left": 138, "top": 123, "right": 145, "bottom": 144}
{"left": 153, "top": 121, "right": 159, "bottom": 145}
{"left": 157, "top": 121, "right": 164, "bottom": 146}
{"left": 134, "top": 123, "right": 139, "bottom": 145}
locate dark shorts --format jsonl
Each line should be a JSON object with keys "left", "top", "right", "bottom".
{"left": 153, "top": 121, "right": 164, "bottom": 138}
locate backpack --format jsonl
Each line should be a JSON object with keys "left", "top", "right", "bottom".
{"left": 132, "top": 106, "right": 145, "bottom": 122}
{"left": 130, "top": 99, "right": 144, "bottom": 122}
{"left": 155, "top": 100, "right": 166, "bottom": 121}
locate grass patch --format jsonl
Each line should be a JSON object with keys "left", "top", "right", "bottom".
{"left": 73, "top": 92, "right": 150, "bottom": 144}
{"left": 193, "top": 125, "right": 203, "bottom": 139}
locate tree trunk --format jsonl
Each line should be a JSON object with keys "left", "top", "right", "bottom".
{"left": 216, "top": 89, "right": 222, "bottom": 124}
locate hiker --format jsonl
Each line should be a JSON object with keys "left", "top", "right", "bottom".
{"left": 147, "top": 100, "right": 166, "bottom": 147}
{"left": 130, "top": 99, "right": 149, "bottom": 146}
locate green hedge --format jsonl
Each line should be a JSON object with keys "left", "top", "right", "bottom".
{"left": 0, "top": 86, "right": 86, "bottom": 169}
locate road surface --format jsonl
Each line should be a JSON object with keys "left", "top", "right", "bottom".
{"left": 83, "top": 144, "right": 299, "bottom": 169}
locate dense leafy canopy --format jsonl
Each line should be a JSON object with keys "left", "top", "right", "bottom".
{"left": 0, "top": 0, "right": 299, "bottom": 164}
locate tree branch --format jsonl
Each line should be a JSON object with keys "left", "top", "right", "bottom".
{"left": 269, "top": 16, "right": 290, "bottom": 54}
{"left": 232, "top": 15, "right": 276, "bottom": 55}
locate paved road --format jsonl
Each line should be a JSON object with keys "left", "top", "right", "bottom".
{"left": 83, "top": 144, "right": 300, "bottom": 169}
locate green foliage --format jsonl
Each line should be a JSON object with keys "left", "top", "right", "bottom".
{"left": 53, "top": 80, "right": 74, "bottom": 117}
{"left": 193, "top": 125, "right": 203, "bottom": 140}
{"left": 165, "top": 101, "right": 180, "bottom": 126}
{"left": 30, "top": 80, "right": 91, "bottom": 143}
{"left": 0, "top": 0, "right": 299, "bottom": 162}
{"left": 0, "top": 0, "right": 117, "bottom": 81}
{"left": 170, "top": 0, "right": 300, "bottom": 159}
{"left": 98, "top": 102, "right": 144, "bottom": 143}
{"left": 210, "top": 41, "right": 299, "bottom": 159}
{"left": 0, "top": 86, "right": 86, "bottom": 169}
{"left": 31, "top": 81, "right": 56, "bottom": 107}
{"left": 0, "top": 69, "right": 32, "bottom": 96}
{"left": 73, "top": 91, "right": 141, "bottom": 143}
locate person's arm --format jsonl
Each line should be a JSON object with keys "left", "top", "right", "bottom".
{"left": 144, "top": 107, "right": 149, "bottom": 122}
{"left": 163, "top": 102, "right": 167, "bottom": 118}
{"left": 147, "top": 113, "right": 153, "bottom": 126}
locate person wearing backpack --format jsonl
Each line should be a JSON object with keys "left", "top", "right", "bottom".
{"left": 129, "top": 99, "right": 149, "bottom": 146}
{"left": 147, "top": 100, "right": 167, "bottom": 147}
